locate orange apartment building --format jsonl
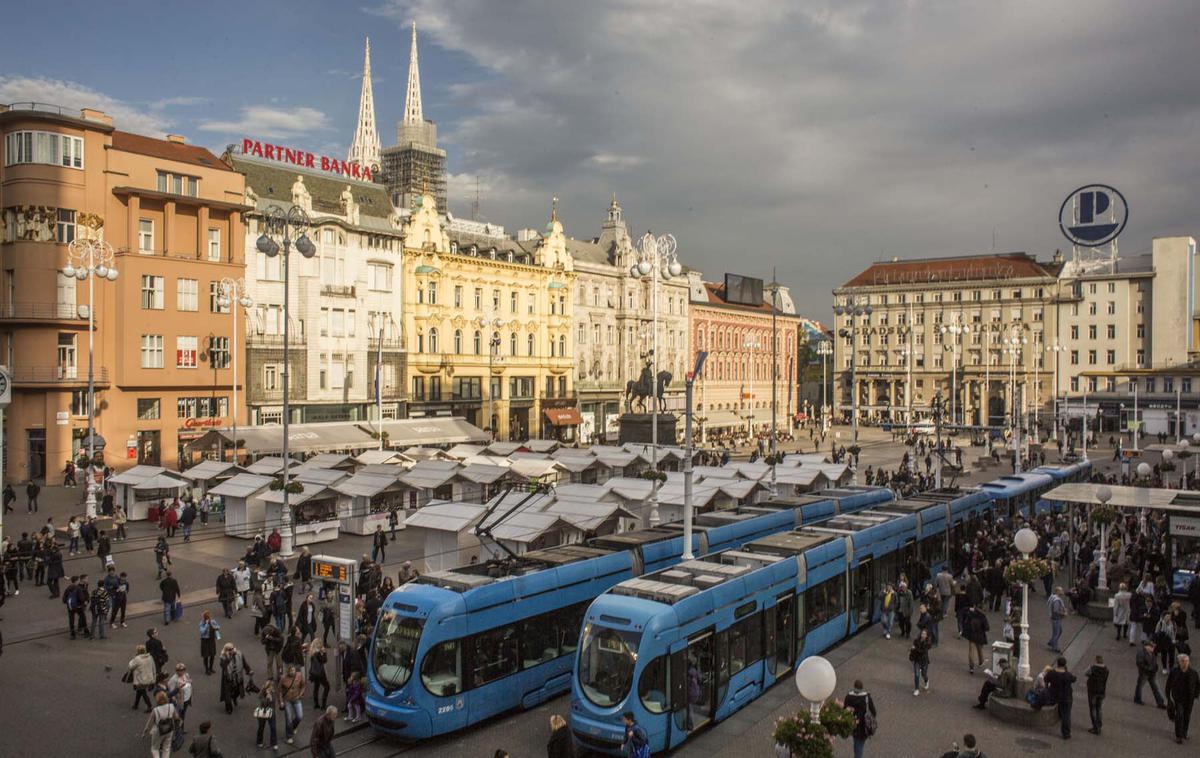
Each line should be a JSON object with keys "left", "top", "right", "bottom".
{"left": 0, "top": 103, "right": 247, "bottom": 482}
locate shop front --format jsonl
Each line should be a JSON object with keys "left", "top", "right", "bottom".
{"left": 542, "top": 403, "right": 583, "bottom": 442}
{"left": 1168, "top": 513, "right": 1200, "bottom": 596}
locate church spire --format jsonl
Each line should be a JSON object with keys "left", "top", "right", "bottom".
{"left": 403, "top": 21, "right": 424, "bottom": 125}
{"left": 348, "top": 36, "right": 381, "bottom": 172}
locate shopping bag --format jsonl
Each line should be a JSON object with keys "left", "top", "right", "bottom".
{"left": 173, "top": 601, "right": 183, "bottom": 621}
{"left": 236, "top": 594, "right": 245, "bottom": 610}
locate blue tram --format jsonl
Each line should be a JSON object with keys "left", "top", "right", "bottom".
{"left": 364, "top": 487, "right": 894, "bottom": 740}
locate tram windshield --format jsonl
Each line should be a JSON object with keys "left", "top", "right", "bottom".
{"left": 374, "top": 612, "right": 423, "bottom": 691}
{"left": 578, "top": 623, "right": 640, "bottom": 708}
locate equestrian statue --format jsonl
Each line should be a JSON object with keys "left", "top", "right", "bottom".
{"left": 624, "top": 355, "right": 672, "bottom": 414}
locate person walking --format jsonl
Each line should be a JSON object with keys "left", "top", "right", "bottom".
{"left": 198, "top": 611, "right": 221, "bottom": 675}
{"left": 160, "top": 571, "right": 181, "bottom": 626}
{"left": 1156, "top": 610, "right": 1178, "bottom": 675}
{"left": 1047, "top": 586, "right": 1068, "bottom": 653}
{"left": 1084, "top": 654, "right": 1108, "bottom": 735}
{"left": 187, "top": 721, "right": 223, "bottom": 758}
{"left": 620, "top": 712, "right": 650, "bottom": 758}
{"left": 844, "top": 679, "right": 877, "bottom": 758}
{"left": 254, "top": 677, "right": 279, "bottom": 751}
{"left": 1166, "top": 653, "right": 1200, "bottom": 743}
{"left": 215, "top": 569, "right": 237, "bottom": 620}
{"left": 67, "top": 517, "right": 80, "bottom": 555}
{"left": 308, "top": 642, "right": 331, "bottom": 710}
{"left": 154, "top": 537, "right": 171, "bottom": 580}
{"left": 96, "top": 530, "right": 112, "bottom": 570}
{"left": 372, "top": 525, "right": 388, "bottom": 564}
{"left": 218, "top": 643, "right": 251, "bottom": 714}
{"left": 1044, "top": 656, "right": 1077, "bottom": 740}
{"left": 45, "top": 542, "right": 64, "bottom": 599}
{"left": 896, "top": 581, "right": 914, "bottom": 638}
{"left": 1112, "top": 582, "right": 1133, "bottom": 642}
{"left": 279, "top": 664, "right": 307, "bottom": 745}
{"left": 128, "top": 645, "right": 158, "bottom": 712}
{"left": 547, "top": 713, "right": 575, "bottom": 758}
{"left": 1135, "top": 640, "right": 1168, "bottom": 707}
{"left": 233, "top": 562, "right": 250, "bottom": 609}
{"left": 114, "top": 504, "right": 128, "bottom": 541}
{"left": 878, "top": 583, "right": 896, "bottom": 639}
{"left": 296, "top": 593, "right": 318, "bottom": 643}
{"left": 963, "top": 604, "right": 989, "bottom": 675}
{"left": 180, "top": 501, "right": 196, "bottom": 542}
{"left": 25, "top": 480, "right": 40, "bottom": 513}
{"left": 65, "top": 576, "right": 91, "bottom": 639}
{"left": 146, "top": 627, "right": 169, "bottom": 675}
{"left": 110, "top": 571, "right": 130, "bottom": 628}
{"left": 261, "top": 624, "right": 285, "bottom": 680}
{"left": 296, "top": 546, "right": 313, "bottom": 594}
{"left": 89, "top": 577, "right": 111, "bottom": 640}
{"left": 142, "top": 691, "right": 181, "bottom": 758}
{"left": 910, "top": 629, "right": 932, "bottom": 696}
{"left": 310, "top": 706, "right": 338, "bottom": 758}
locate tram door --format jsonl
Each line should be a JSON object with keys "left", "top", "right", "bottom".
{"left": 768, "top": 594, "right": 796, "bottom": 678}
{"left": 851, "top": 559, "right": 875, "bottom": 628}
{"left": 676, "top": 632, "right": 714, "bottom": 732}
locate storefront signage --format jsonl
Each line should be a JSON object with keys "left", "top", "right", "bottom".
{"left": 183, "top": 417, "right": 225, "bottom": 429}
{"left": 241, "top": 138, "right": 373, "bottom": 181}
{"left": 1169, "top": 516, "right": 1200, "bottom": 537}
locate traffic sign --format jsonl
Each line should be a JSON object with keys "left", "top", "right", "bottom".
{"left": 0, "top": 367, "right": 9, "bottom": 406}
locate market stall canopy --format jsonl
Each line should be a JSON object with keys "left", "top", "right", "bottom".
{"left": 299, "top": 453, "right": 356, "bottom": 470}
{"left": 445, "top": 444, "right": 489, "bottom": 460}
{"left": 542, "top": 500, "right": 638, "bottom": 532}
{"left": 132, "top": 472, "right": 189, "bottom": 491}
{"left": 110, "top": 465, "right": 171, "bottom": 485}
{"left": 400, "top": 447, "right": 456, "bottom": 461}
{"left": 246, "top": 457, "right": 299, "bottom": 476}
{"left": 544, "top": 407, "right": 583, "bottom": 427}
{"left": 209, "top": 473, "right": 275, "bottom": 499}
{"left": 701, "top": 410, "right": 743, "bottom": 429}
{"left": 401, "top": 461, "right": 462, "bottom": 490}
{"left": 405, "top": 502, "right": 488, "bottom": 533}
{"left": 1045, "top": 483, "right": 1200, "bottom": 512}
{"left": 293, "top": 468, "right": 351, "bottom": 487}
{"left": 458, "top": 463, "right": 512, "bottom": 485}
{"left": 508, "top": 459, "right": 567, "bottom": 481}
{"left": 259, "top": 482, "right": 338, "bottom": 506}
{"left": 334, "top": 472, "right": 404, "bottom": 498}
{"left": 186, "top": 421, "right": 377, "bottom": 455}
{"left": 525, "top": 439, "right": 561, "bottom": 453}
{"left": 354, "top": 449, "right": 415, "bottom": 467}
{"left": 179, "top": 461, "right": 248, "bottom": 483}
{"left": 485, "top": 442, "right": 525, "bottom": 457}
{"left": 377, "top": 417, "right": 489, "bottom": 447}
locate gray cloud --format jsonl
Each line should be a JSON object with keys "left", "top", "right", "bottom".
{"left": 385, "top": 1, "right": 1200, "bottom": 315}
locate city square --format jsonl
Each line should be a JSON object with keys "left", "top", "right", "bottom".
{"left": 2, "top": 2, "right": 1200, "bottom": 757}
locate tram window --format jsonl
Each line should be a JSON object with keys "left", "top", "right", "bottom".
{"left": 727, "top": 613, "right": 763, "bottom": 676}
{"left": 804, "top": 575, "right": 846, "bottom": 627}
{"left": 919, "top": 533, "right": 947, "bottom": 567}
{"left": 557, "top": 601, "right": 588, "bottom": 655}
{"left": 471, "top": 626, "right": 518, "bottom": 688}
{"left": 520, "top": 613, "right": 560, "bottom": 668}
{"left": 420, "top": 640, "right": 462, "bottom": 696}
{"left": 638, "top": 655, "right": 669, "bottom": 714}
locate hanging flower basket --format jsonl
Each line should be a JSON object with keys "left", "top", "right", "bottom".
{"left": 1159, "top": 461, "right": 1175, "bottom": 472}
{"left": 638, "top": 470, "right": 667, "bottom": 482}
{"left": 817, "top": 701, "right": 857, "bottom": 739}
{"left": 1004, "top": 557, "right": 1052, "bottom": 585}
{"left": 1090, "top": 504, "right": 1119, "bottom": 525}
{"left": 772, "top": 702, "right": 857, "bottom": 758}
{"left": 269, "top": 478, "right": 304, "bottom": 494}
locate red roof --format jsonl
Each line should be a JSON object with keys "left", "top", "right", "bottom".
{"left": 110, "top": 131, "right": 232, "bottom": 172}
{"left": 842, "top": 253, "right": 1056, "bottom": 288}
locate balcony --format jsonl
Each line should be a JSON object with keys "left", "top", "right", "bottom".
{"left": 13, "top": 365, "right": 108, "bottom": 385}
{"left": 246, "top": 332, "right": 306, "bottom": 346}
{"left": 320, "top": 284, "right": 356, "bottom": 298}
{"left": 367, "top": 337, "right": 405, "bottom": 351}
{"left": 0, "top": 301, "right": 90, "bottom": 324}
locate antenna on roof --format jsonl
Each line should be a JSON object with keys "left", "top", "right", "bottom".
{"left": 471, "top": 175, "right": 480, "bottom": 221}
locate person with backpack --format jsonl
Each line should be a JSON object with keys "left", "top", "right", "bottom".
{"left": 844, "top": 679, "right": 877, "bottom": 758}
{"left": 1084, "top": 654, "right": 1108, "bottom": 735}
{"left": 142, "top": 691, "right": 180, "bottom": 757}
{"left": 621, "top": 712, "right": 650, "bottom": 758}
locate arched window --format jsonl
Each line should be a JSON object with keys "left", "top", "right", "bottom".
{"left": 510, "top": 332, "right": 517, "bottom": 356}
{"left": 528, "top": 333, "right": 535, "bottom": 356}
{"left": 549, "top": 338, "right": 555, "bottom": 357}
{"left": 428, "top": 327, "right": 439, "bottom": 354}
{"left": 453, "top": 329, "right": 463, "bottom": 354}
{"left": 558, "top": 334, "right": 566, "bottom": 357}
{"left": 423, "top": 229, "right": 431, "bottom": 246}
{"left": 473, "top": 330, "right": 482, "bottom": 355}
{"left": 416, "top": 330, "right": 424, "bottom": 353}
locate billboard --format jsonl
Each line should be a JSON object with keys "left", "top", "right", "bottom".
{"left": 724, "top": 273, "right": 764, "bottom": 306}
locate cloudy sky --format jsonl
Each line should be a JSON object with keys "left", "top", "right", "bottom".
{"left": 3, "top": 0, "right": 1198, "bottom": 315}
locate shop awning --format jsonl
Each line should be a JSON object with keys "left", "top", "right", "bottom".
{"left": 544, "top": 407, "right": 583, "bottom": 426}
{"left": 376, "top": 417, "right": 490, "bottom": 447}
{"left": 701, "top": 410, "right": 743, "bottom": 429}
{"left": 186, "top": 422, "right": 378, "bottom": 455}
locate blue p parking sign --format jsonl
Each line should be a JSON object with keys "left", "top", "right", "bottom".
{"left": 1059, "top": 184, "right": 1128, "bottom": 247}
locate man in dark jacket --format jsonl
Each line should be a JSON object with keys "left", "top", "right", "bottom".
{"left": 372, "top": 525, "right": 388, "bottom": 563}
{"left": 215, "top": 569, "right": 237, "bottom": 619}
{"left": 1166, "top": 654, "right": 1200, "bottom": 743}
{"left": 64, "top": 575, "right": 89, "bottom": 639}
{"left": 187, "top": 721, "right": 223, "bottom": 757}
{"left": 95, "top": 530, "right": 112, "bottom": 570}
{"left": 159, "top": 571, "right": 181, "bottom": 625}
{"left": 261, "top": 624, "right": 285, "bottom": 679}
{"left": 296, "top": 547, "right": 313, "bottom": 593}
{"left": 310, "top": 706, "right": 337, "bottom": 757}
{"left": 45, "top": 543, "right": 64, "bottom": 598}
{"left": 146, "top": 627, "right": 169, "bottom": 673}
{"left": 25, "top": 480, "right": 39, "bottom": 513}
{"left": 963, "top": 604, "right": 989, "bottom": 674}
{"left": 180, "top": 502, "right": 196, "bottom": 542}
{"left": 1084, "top": 654, "right": 1108, "bottom": 735}
{"left": 1044, "top": 657, "right": 1077, "bottom": 739}
{"left": 1135, "top": 640, "right": 1167, "bottom": 707}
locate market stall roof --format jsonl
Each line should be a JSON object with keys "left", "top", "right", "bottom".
{"left": 458, "top": 463, "right": 512, "bottom": 485}
{"left": 543, "top": 500, "right": 638, "bottom": 531}
{"left": 209, "top": 473, "right": 275, "bottom": 499}
{"left": 653, "top": 481, "right": 720, "bottom": 507}
{"left": 259, "top": 482, "right": 338, "bottom": 505}
{"left": 246, "top": 457, "right": 300, "bottom": 475}
{"left": 299, "top": 453, "right": 356, "bottom": 469}
{"left": 552, "top": 447, "right": 596, "bottom": 462}
{"left": 482, "top": 510, "right": 572, "bottom": 544}
{"left": 772, "top": 468, "right": 828, "bottom": 488}
{"left": 293, "top": 468, "right": 350, "bottom": 487}
{"left": 603, "top": 477, "right": 655, "bottom": 501}
{"left": 509, "top": 459, "right": 566, "bottom": 481}
{"left": 334, "top": 472, "right": 403, "bottom": 498}
{"left": 401, "top": 447, "right": 457, "bottom": 461}
{"left": 405, "top": 502, "right": 488, "bottom": 532}
{"left": 132, "top": 472, "right": 189, "bottom": 491}
{"left": 551, "top": 483, "right": 617, "bottom": 502}
{"left": 400, "top": 461, "right": 462, "bottom": 490}
{"left": 485, "top": 442, "right": 525, "bottom": 456}
{"left": 623, "top": 443, "right": 685, "bottom": 462}
{"left": 445, "top": 444, "right": 489, "bottom": 460}
{"left": 551, "top": 456, "right": 599, "bottom": 474}
{"left": 593, "top": 450, "right": 638, "bottom": 469}
{"left": 187, "top": 422, "right": 378, "bottom": 454}
{"left": 179, "top": 461, "right": 248, "bottom": 482}
{"left": 460, "top": 454, "right": 515, "bottom": 468}
{"left": 525, "top": 439, "right": 561, "bottom": 453}
{"left": 354, "top": 449, "right": 415, "bottom": 467}
{"left": 712, "top": 478, "right": 765, "bottom": 500}
{"left": 1044, "top": 483, "right": 1200, "bottom": 512}
{"left": 782, "top": 453, "right": 832, "bottom": 466}
{"left": 377, "top": 417, "right": 489, "bottom": 447}
{"left": 110, "top": 465, "right": 170, "bottom": 485}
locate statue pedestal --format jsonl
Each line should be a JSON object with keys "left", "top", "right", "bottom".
{"left": 618, "top": 414, "right": 678, "bottom": 445}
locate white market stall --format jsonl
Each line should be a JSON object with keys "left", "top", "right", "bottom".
{"left": 209, "top": 473, "right": 274, "bottom": 539}
{"left": 178, "top": 460, "right": 249, "bottom": 500}
{"left": 334, "top": 471, "right": 408, "bottom": 535}
{"left": 109, "top": 466, "right": 188, "bottom": 521}
{"left": 260, "top": 483, "right": 341, "bottom": 546}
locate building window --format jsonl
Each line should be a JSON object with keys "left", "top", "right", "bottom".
{"left": 453, "top": 329, "right": 463, "bottom": 354}
{"left": 1088, "top": 350, "right": 1097, "bottom": 365}
{"left": 1108, "top": 282, "right": 1116, "bottom": 293}
{"left": 429, "top": 376, "right": 441, "bottom": 401}
{"left": 1165, "top": 377, "right": 1175, "bottom": 393}
{"left": 1088, "top": 377, "right": 1098, "bottom": 392}
{"left": 428, "top": 281, "right": 438, "bottom": 305}
{"left": 1136, "top": 349, "right": 1145, "bottom": 366}
{"left": 140, "top": 335, "right": 164, "bottom": 368}
{"left": 1088, "top": 302, "right": 1097, "bottom": 316}
{"left": 1137, "top": 302, "right": 1144, "bottom": 314}
{"left": 140, "top": 275, "right": 164, "bottom": 310}
{"left": 1107, "top": 301, "right": 1115, "bottom": 315}
{"left": 509, "top": 333, "right": 517, "bottom": 356}
{"left": 1184, "top": 378, "right": 1193, "bottom": 393}
{"left": 1147, "top": 378, "right": 1156, "bottom": 393}
{"left": 453, "top": 285, "right": 463, "bottom": 307}
{"left": 1106, "top": 325, "right": 1115, "bottom": 339}
{"left": 1105, "top": 377, "right": 1116, "bottom": 392}
{"left": 474, "top": 288, "right": 482, "bottom": 309}
{"left": 157, "top": 171, "right": 199, "bottom": 197}
{"left": 416, "top": 331, "right": 424, "bottom": 353}
{"left": 1070, "top": 350, "right": 1079, "bottom": 365}
{"left": 1106, "top": 349, "right": 1115, "bottom": 365}
{"left": 558, "top": 334, "right": 566, "bottom": 356}
{"left": 527, "top": 333, "right": 535, "bottom": 356}
{"left": 209, "top": 282, "right": 230, "bottom": 313}
{"left": 136, "top": 398, "right": 161, "bottom": 420}
{"left": 428, "top": 327, "right": 439, "bottom": 354}
{"left": 207, "top": 228, "right": 221, "bottom": 261}
{"left": 176, "top": 336, "right": 198, "bottom": 368}
{"left": 176, "top": 278, "right": 198, "bottom": 311}
{"left": 411, "top": 376, "right": 425, "bottom": 400}
{"left": 528, "top": 293, "right": 536, "bottom": 314}
{"left": 473, "top": 330, "right": 482, "bottom": 355}
{"left": 209, "top": 336, "right": 230, "bottom": 368}
{"left": 138, "top": 219, "right": 154, "bottom": 254}
{"left": 1070, "top": 377, "right": 1079, "bottom": 392}
{"left": 55, "top": 209, "right": 76, "bottom": 244}
{"left": 1070, "top": 325, "right": 1078, "bottom": 340}
{"left": 4, "top": 130, "right": 83, "bottom": 168}
{"left": 1136, "top": 323, "right": 1145, "bottom": 338}
{"left": 177, "top": 396, "right": 227, "bottom": 419}
{"left": 511, "top": 291, "right": 518, "bottom": 313}
{"left": 1088, "top": 283, "right": 1097, "bottom": 294}
{"left": 1088, "top": 325, "right": 1097, "bottom": 340}
{"left": 263, "top": 364, "right": 278, "bottom": 391}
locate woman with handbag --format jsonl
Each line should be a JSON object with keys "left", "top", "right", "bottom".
{"left": 127, "top": 644, "right": 157, "bottom": 713}
{"left": 142, "top": 691, "right": 181, "bottom": 758}
{"left": 198, "top": 611, "right": 221, "bottom": 675}
{"left": 218, "top": 643, "right": 252, "bottom": 715}
{"left": 843, "top": 679, "right": 877, "bottom": 758}
{"left": 254, "top": 677, "right": 279, "bottom": 750}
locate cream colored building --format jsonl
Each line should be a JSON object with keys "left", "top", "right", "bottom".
{"left": 401, "top": 192, "right": 577, "bottom": 440}
{"left": 232, "top": 154, "right": 406, "bottom": 425}
{"left": 569, "top": 196, "right": 691, "bottom": 442}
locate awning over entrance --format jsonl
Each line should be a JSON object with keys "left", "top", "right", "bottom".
{"left": 376, "top": 417, "right": 490, "bottom": 447}
{"left": 544, "top": 407, "right": 583, "bottom": 426}
{"left": 701, "top": 410, "right": 743, "bottom": 429}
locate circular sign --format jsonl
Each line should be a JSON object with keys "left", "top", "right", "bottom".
{"left": 1059, "top": 184, "right": 1128, "bottom": 247}
{"left": 0, "top": 369, "right": 8, "bottom": 404}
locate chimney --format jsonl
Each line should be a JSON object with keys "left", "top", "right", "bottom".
{"left": 80, "top": 108, "right": 112, "bottom": 125}
{"left": 165, "top": 134, "right": 187, "bottom": 144}
{"left": 1052, "top": 249, "right": 1064, "bottom": 264}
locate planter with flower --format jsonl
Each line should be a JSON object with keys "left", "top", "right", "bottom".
{"left": 772, "top": 701, "right": 857, "bottom": 758}
{"left": 1004, "top": 557, "right": 1052, "bottom": 585}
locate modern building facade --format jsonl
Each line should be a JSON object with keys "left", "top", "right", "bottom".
{"left": 569, "top": 196, "right": 691, "bottom": 442}
{"left": 401, "top": 190, "right": 578, "bottom": 440}
{"left": 231, "top": 153, "right": 406, "bottom": 426}
{"left": 381, "top": 23, "right": 447, "bottom": 213}
{"left": 1, "top": 103, "right": 248, "bottom": 479}
{"left": 832, "top": 253, "right": 1062, "bottom": 427}
{"left": 689, "top": 275, "right": 803, "bottom": 439}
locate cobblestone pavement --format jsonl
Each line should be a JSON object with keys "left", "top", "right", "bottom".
{"left": 0, "top": 429, "right": 1168, "bottom": 757}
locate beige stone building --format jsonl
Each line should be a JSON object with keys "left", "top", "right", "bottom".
{"left": 1, "top": 103, "right": 247, "bottom": 480}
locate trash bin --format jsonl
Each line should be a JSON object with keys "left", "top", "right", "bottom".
{"left": 991, "top": 640, "right": 1014, "bottom": 672}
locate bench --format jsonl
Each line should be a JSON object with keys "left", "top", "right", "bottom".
{"left": 986, "top": 694, "right": 1059, "bottom": 728}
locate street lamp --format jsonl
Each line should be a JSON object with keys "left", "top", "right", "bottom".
{"left": 834, "top": 295, "right": 872, "bottom": 484}
{"left": 255, "top": 205, "right": 317, "bottom": 557}
{"left": 1014, "top": 527, "right": 1038, "bottom": 681}
{"left": 630, "top": 231, "right": 681, "bottom": 526}
{"left": 939, "top": 314, "right": 969, "bottom": 426}
{"left": 1005, "top": 326, "right": 1029, "bottom": 472}
{"left": 795, "top": 655, "right": 837, "bottom": 718}
{"left": 1046, "top": 340, "right": 1066, "bottom": 443}
{"left": 768, "top": 276, "right": 781, "bottom": 498}
{"left": 1095, "top": 485, "right": 1113, "bottom": 591}
{"left": 816, "top": 340, "right": 832, "bottom": 429}
{"left": 743, "top": 334, "right": 761, "bottom": 439}
{"left": 64, "top": 235, "right": 118, "bottom": 518}
{"left": 478, "top": 316, "right": 503, "bottom": 438}
{"left": 217, "top": 278, "right": 253, "bottom": 464}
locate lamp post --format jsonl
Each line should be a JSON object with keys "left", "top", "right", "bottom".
{"left": 217, "top": 278, "right": 253, "bottom": 464}
{"left": 631, "top": 232, "right": 681, "bottom": 526}
{"left": 478, "top": 316, "right": 503, "bottom": 439}
{"left": 64, "top": 235, "right": 118, "bottom": 518}
{"left": 1014, "top": 527, "right": 1038, "bottom": 681}
{"left": 816, "top": 340, "right": 832, "bottom": 430}
{"left": 743, "top": 334, "right": 761, "bottom": 440}
{"left": 834, "top": 296, "right": 872, "bottom": 484}
{"left": 255, "top": 205, "right": 317, "bottom": 557}
{"left": 1046, "top": 340, "right": 1066, "bottom": 443}
{"left": 939, "top": 313, "right": 969, "bottom": 426}
{"left": 1182, "top": 439, "right": 1193, "bottom": 487}
{"left": 1005, "top": 326, "right": 1029, "bottom": 472}
{"left": 768, "top": 277, "right": 780, "bottom": 497}
{"left": 795, "top": 655, "right": 837, "bottom": 719}
{"left": 1095, "top": 485, "right": 1113, "bottom": 591}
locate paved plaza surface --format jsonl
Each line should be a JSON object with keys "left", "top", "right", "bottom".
{"left": 0, "top": 427, "right": 1186, "bottom": 757}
